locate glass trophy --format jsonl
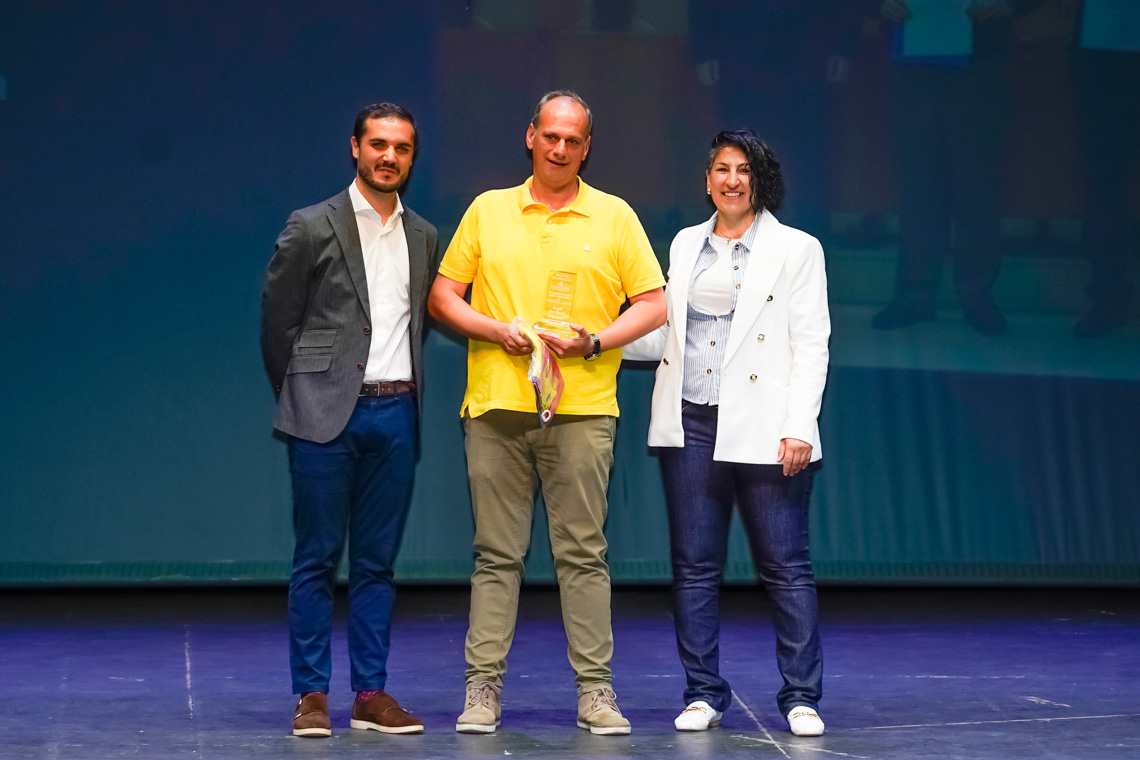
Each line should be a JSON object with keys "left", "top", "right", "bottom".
{"left": 533, "top": 270, "right": 578, "bottom": 339}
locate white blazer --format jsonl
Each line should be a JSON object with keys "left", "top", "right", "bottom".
{"left": 624, "top": 211, "right": 830, "bottom": 464}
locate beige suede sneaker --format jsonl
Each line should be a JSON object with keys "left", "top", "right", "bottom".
{"left": 456, "top": 680, "right": 501, "bottom": 733}
{"left": 576, "top": 687, "right": 631, "bottom": 735}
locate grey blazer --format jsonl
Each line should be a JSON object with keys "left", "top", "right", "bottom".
{"left": 261, "top": 188, "right": 440, "bottom": 443}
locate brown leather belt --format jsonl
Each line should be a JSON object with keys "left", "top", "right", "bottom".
{"left": 359, "top": 380, "right": 416, "bottom": 397}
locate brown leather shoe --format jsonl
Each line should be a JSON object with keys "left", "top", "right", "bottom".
{"left": 292, "top": 692, "right": 331, "bottom": 738}
{"left": 350, "top": 691, "right": 424, "bottom": 734}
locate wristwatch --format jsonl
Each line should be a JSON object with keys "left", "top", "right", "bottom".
{"left": 584, "top": 333, "right": 602, "bottom": 361}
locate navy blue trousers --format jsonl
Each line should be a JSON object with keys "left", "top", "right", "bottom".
{"left": 286, "top": 394, "right": 416, "bottom": 694}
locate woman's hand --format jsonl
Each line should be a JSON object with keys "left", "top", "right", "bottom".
{"left": 778, "top": 438, "right": 813, "bottom": 477}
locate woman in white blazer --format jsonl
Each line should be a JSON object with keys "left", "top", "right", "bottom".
{"left": 624, "top": 130, "right": 830, "bottom": 736}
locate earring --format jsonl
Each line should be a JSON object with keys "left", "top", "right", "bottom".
{"left": 706, "top": 188, "right": 711, "bottom": 195}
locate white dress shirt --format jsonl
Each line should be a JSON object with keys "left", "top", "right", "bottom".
{"left": 349, "top": 181, "right": 413, "bottom": 383}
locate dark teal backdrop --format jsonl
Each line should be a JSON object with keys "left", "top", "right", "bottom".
{"left": 2, "top": 1, "right": 1138, "bottom": 585}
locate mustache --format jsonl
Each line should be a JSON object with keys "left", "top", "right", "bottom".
{"left": 374, "top": 162, "right": 399, "bottom": 171}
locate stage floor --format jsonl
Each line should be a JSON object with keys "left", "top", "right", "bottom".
{"left": 2, "top": 585, "right": 1137, "bottom": 759}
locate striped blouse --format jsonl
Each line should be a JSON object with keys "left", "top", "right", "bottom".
{"left": 681, "top": 212, "right": 761, "bottom": 405}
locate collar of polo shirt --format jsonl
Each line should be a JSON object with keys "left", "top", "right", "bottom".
{"left": 519, "top": 176, "right": 594, "bottom": 218}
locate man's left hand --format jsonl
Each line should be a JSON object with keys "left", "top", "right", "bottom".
{"left": 778, "top": 438, "right": 813, "bottom": 477}
{"left": 540, "top": 323, "right": 593, "bottom": 359}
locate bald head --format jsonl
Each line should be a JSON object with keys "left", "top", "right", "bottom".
{"left": 531, "top": 90, "right": 593, "bottom": 137}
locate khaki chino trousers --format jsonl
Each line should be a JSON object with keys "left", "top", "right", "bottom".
{"left": 463, "top": 409, "right": 616, "bottom": 694}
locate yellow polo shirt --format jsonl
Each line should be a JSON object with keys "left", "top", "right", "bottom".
{"left": 440, "top": 177, "right": 665, "bottom": 418}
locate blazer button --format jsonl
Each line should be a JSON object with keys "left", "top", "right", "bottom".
{"left": 750, "top": 374, "right": 757, "bottom": 382}
{"left": 767, "top": 295, "right": 774, "bottom": 301}
{"left": 757, "top": 333, "right": 765, "bottom": 342}
{"left": 364, "top": 327, "right": 371, "bottom": 335}
{"left": 357, "top": 363, "right": 364, "bottom": 371}
{"left": 663, "top": 358, "right": 669, "bottom": 365}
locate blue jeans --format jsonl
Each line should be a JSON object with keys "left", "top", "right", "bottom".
{"left": 659, "top": 402, "right": 822, "bottom": 716}
{"left": 286, "top": 394, "right": 416, "bottom": 694}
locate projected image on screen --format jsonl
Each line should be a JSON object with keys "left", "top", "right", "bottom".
{"left": 428, "top": 0, "right": 1140, "bottom": 379}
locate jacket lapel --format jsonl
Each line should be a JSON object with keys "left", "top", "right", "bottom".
{"left": 723, "top": 211, "right": 786, "bottom": 363}
{"left": 327, "top": 191, "right": 370, "bottom": 316}
{"left": 404, "top": 211, "right": 428, "bottom": 350}
{"left": 403, "top": 211, "right": 427, "bottom": 314}
{"left": 669, "top": 236, "right": 702, "bottom": 351}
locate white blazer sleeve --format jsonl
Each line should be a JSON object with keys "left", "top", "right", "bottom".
{"left": 622, "top": 323, "right": 667, "bottom": 361}
{"left": 781, "top": 236, "right": 830, "bottom": 444}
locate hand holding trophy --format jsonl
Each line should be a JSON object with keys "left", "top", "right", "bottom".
{"left": 511, "top": 317, "right": 565, "bottom": 427}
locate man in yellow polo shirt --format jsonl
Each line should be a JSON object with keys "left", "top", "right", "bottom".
{"left": 428, "top": 90, "right": 665, "bottom": 735}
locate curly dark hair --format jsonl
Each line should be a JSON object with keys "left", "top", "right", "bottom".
{"left": 706, "top": 129, "right": 784, "bottom": 212}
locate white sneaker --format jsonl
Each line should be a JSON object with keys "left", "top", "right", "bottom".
{"left": 786, "top": 706, "right": 825, "bottom": 736}
{"left": 674, "top": 701, "right": 722, "bottom": 731}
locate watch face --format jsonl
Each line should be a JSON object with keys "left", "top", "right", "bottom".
{"left": 586, "top": 335, "right": 601, "bottom": 360}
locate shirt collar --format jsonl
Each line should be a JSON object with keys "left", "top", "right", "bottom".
{"left": 519, "top": 176, "right": 592, "bottom": 217}
{"left": 702, "top": 209, "right": 762, "bottom": 252}
{"left": 348, "top": 180, "right": 404, "bottom": 223}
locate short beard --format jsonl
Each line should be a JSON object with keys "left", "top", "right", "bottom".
{"left": 359, "top": 165, "right": 402, "bottom": 194}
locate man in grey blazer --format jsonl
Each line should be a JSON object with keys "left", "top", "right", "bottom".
{"left": 261, "top": 102, "right": 440, "bottom": 738}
